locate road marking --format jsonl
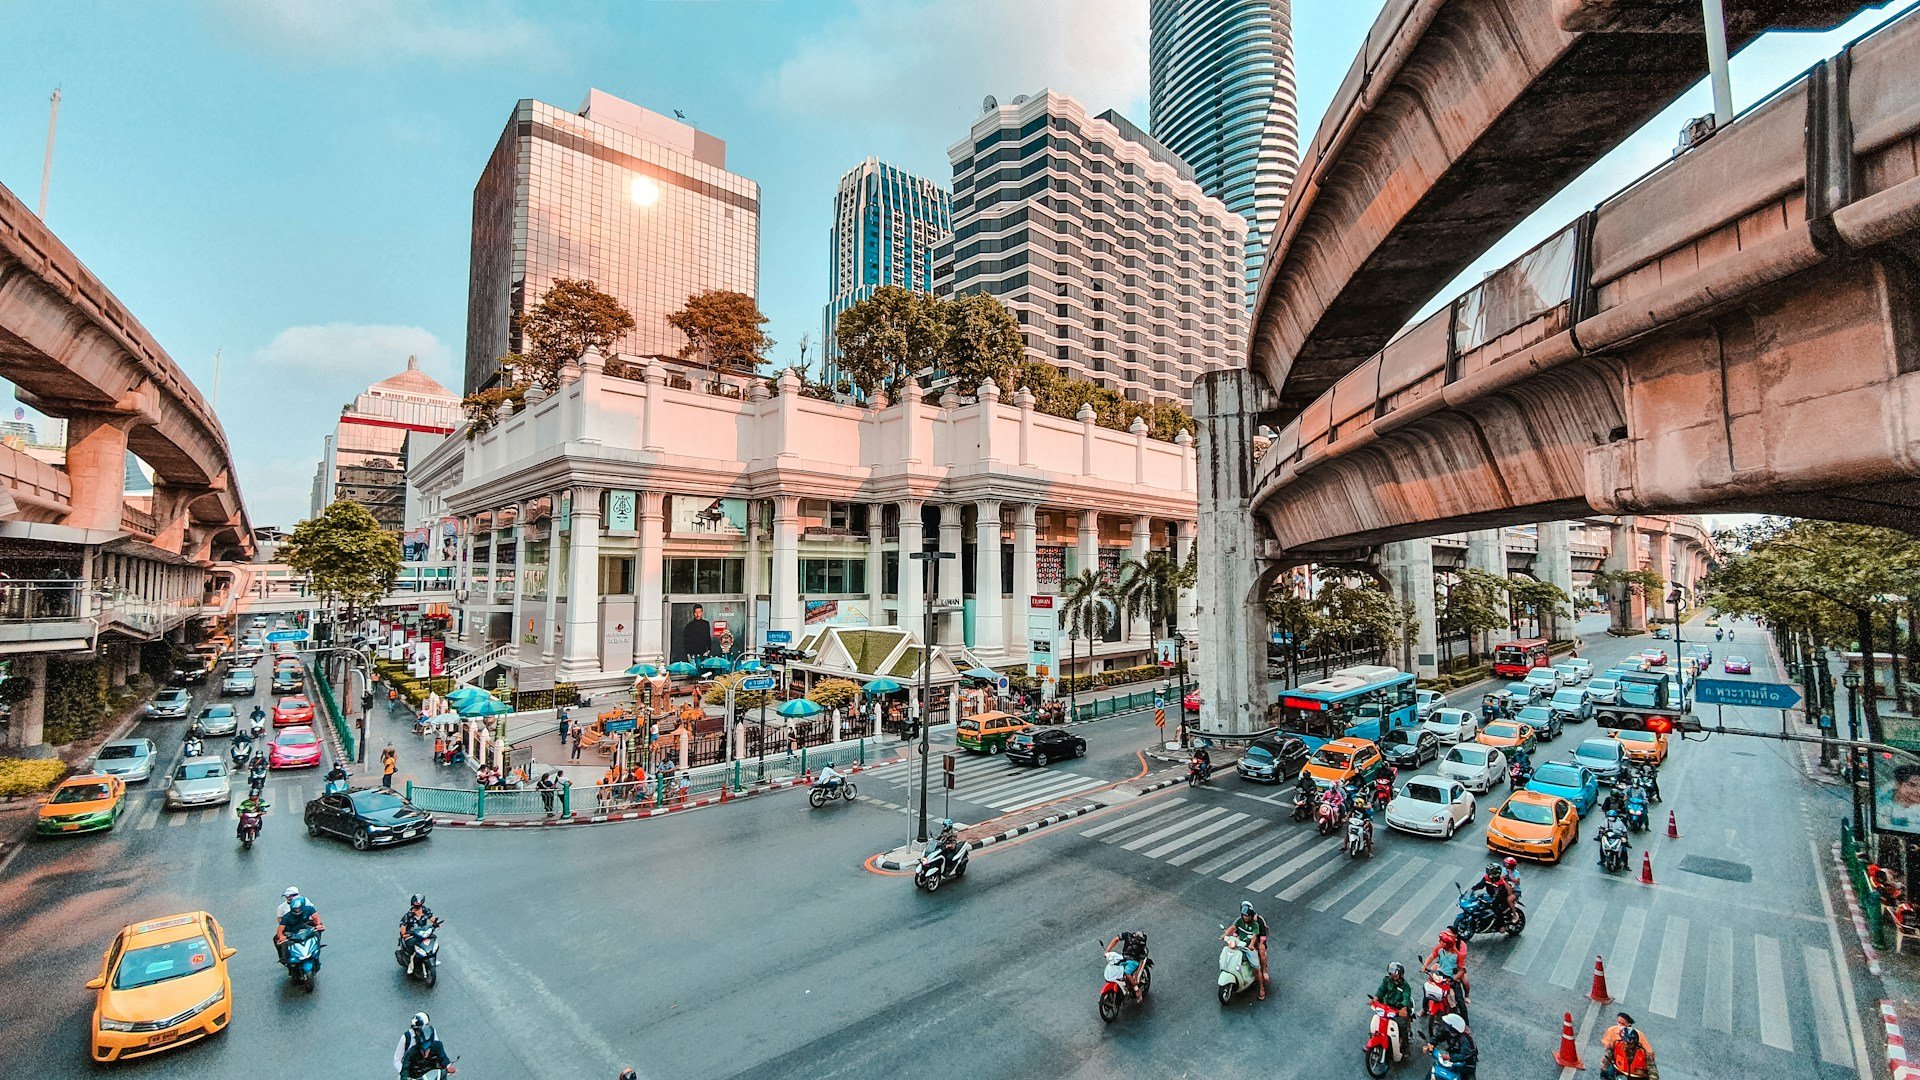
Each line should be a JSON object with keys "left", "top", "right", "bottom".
{"left": 167, "top": 809, "right": 191, "bottom": 827}
{"left": 1172, "top": 819, "right": 1269, "bottom": 868}
{"left": 1248, "top": 834, "right": 1336, "bottom": 891}
{"left": 1142, "top": 811, "right": 1248, "bottom": 860}
{"left": 1700, "top": 925, "right": 1734, "bottom": 1033}
{"left": 1219, "top": 830, "right": 1316, "bottom": 883}
{"left": 1607, "top": 907, "right": 1647, "bottom": 1000}
{"left": 1310, "top": 853, "right": 1395, "bottom": 912}
{"left": 1550, "top": 903, "right": 1606, "bottom": 989}
{"left": 995, "top": 775, "right": 1105, "bottom": 811}
{"left": 1804, "top": 944, "right": 1854, "bottom": 1066}
{"left": 1275, "top": 845, "right": 1350, "bottom": 901}
{"left": 1502, "top": 887, "right": 1569, "bottom": 975}
{"left": 1753, "top": 934, "right": 1792, "bottom": 1051}
{"left": 1346, "top": 856, "right": 1430, "bottom": 924}
{"left": 1233, "top": 789, "right": 1293, "bottom": 807}
{"left": 132, "top": 801, "right": 164, "bottom": 831}
{"left": 960, "top": 768, "right": 1071, "bottom": 803}
{"left": 1122, "top": 807, "right": 1228, "bottom": 852}
{"left": 1648, "top": 915, "right": 1689, "bottom": 1019}
{"left": 1383, "top": 872, "right": 1453, "bottom": 938}
{"left": 1082, "top": 798, "right": 1183, "bottom": 839}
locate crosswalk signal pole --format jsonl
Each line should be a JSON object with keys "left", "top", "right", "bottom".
{"left": 910, "top": 550, "right": 954, "bottom": 846}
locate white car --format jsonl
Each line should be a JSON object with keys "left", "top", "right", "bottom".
{"left": 1551, "top": 663, "right": 1586, "bottom": 685}
{"left": 1415, "top": 689, "right": 1445, "bottom": 720}
{"left": 1586, "top": 678, "right": 1620, "bottom": 705}
{"left": 1423, "top": 707, "right": 1479, "bottom": 746}
{"left": 91, "top": 738, "right": 157, "bottom": 783}
{"left": 1563, "top": 658, "right": 1594, "bottom": 679}
{"left": 1385, "top": 774, "right": 1477, "bottom": 839}
{"left": 1439, "top": 742, "right": 1508, "bottom": 794}
{"left": 1524, "top": 669, "right": 1561, "bottom": 694}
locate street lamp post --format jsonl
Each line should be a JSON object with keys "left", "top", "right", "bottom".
{"left": 1845, "top": 669, "right": 1867, "bottom": 839}
{"left": 909, "top": 550, "right": 955, "bottom": 846}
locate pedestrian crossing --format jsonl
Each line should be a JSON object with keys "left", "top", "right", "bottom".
{"left": 1074, "top": 795, "right": 1859, "bottom": 1069}
{"left": 124, "top": 778, "right": 325, "bottom": 831}
{"left": 862, "top": 754, "right": 1108, "bottom": 814}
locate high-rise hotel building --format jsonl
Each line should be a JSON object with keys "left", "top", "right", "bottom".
{"left": 939, "top": 91, "right": 1246, "bottom": 405}
{"left": 1149, "top": 0, "right": 1300, "bottom": 302}
{"left": 820, "top": 159, "right": 951, "bottom": 390}
{"left": 463, "top": 89, "right": 761, "bottom": 393}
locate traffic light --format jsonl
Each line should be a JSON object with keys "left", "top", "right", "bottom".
{"left": 1644, "top": 716, "right": 1674, "bottom": 735}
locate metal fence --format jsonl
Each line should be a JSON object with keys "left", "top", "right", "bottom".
{"left": 1059, "top": 689, "right": 1165, "bottom": 720}
{"left": 1841, "top": 819, "right": 1893, "bottom": 949}
{"left": 405, "top": 781, "right": 571, "bottom": 821}
{"left": 311, "top": 667, "right": 356, "bottom": 761}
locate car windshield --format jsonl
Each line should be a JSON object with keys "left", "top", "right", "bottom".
{"left": 1404, "top": 782, "right": 1447, "bottom": 804}
{"left": 1380, "top": 730, "right": 1413, "bottom": 747}
{"left": 1484, "top": 723, "right": 1520, "bottom": 739}
{"left": 1615, "top": 731, "right": 1655, "bottom": 743}
{"left": 228, "top": 672, "right": 253, "bottom": 683}
{"left": 1009, "top": 734, "right": 1032, "bottom": 746}
{"left": 113, "top": 936, "right": 215, "bottom": 990}
{"left": 281, "top": 698, "right": 308, "bottom": 709}
{"left": 1447, "top": 746, "right": 1489, "bottom": 765}
{"left": 1314, "top": 749, "right": 1352, "bottom": 769}
{"left": 350, "top": 791, "right": 407, "bottom": 813}
{"left": 1428, "top": 712, "right": 1460, "bottom": 727}
{"left": 274, "top": 731, "right": 313, "bottom": 747}
{"left": 958, "top": 721, "right": 978, "bottom": 733}
{"left": 1500, "top": 800, "right": 1557, "bottom": 825}
{"left": 201, "top": 706, "right": 234, "bottom": 718}
{"left": 174, "top": 761, "right": 226, "bottom": 781}
{"left": 1517, "top": 709, "right": 1551, "bottom": 724}
{"left": 52, "top": 783, "right": 112, "bottom": 803}
{"left": 1590, "top": 680, "right": 1616, "bottom": 689}
{"left": 1505, "top": 684, "right": 1530, "bottom": 695}
{"left": 1577, "top": 742, "right": 1621, "bottom": 761}
{"left": 1245, "top": 744, "right": 1274, "bottom": 761}
{"left": 1728, "top": 656, "right": 1748, "bottom": 665}
{"left": 98, "top": 744, "right": 141, "bottom": 760}
{"left": 1533, "top": 764, "right": 1583, "bottom": 788}
{"left": 159, "top": 691, "right": 189, "bottom": 703}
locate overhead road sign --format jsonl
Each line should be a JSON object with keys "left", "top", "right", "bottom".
{"left": 741, "top": 675, "right": 777, "bottom": 692}
{"left": 1692, "top": 679, "right": 1801, "bottom": 709}
{"left": 264, "top": 629, "right": 310, "bottom": 643}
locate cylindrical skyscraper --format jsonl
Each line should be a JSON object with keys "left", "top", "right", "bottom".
{"left": 1149, "top": 0, "right": 1299, "bottom": 304}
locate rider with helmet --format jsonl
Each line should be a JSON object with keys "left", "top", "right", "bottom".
{"left": 1600, "top": 1012, "right": 1655, "bottom": 1079}
{"left": 393, "top": 1012, "right": 455, "bottom": 1078}
{"left": 1423, "top": 928, "right": 1470, "bottom": 1019}
{"left": 1230, "top": 900, "right": 1270, "bottom": 1000}
{"left": 274, "top": 890, "right": 324, "bottom": 965}
{"left": 1374, "top": 961, "right": 1414, "bottom": 1060}
{"left": 1427, "top": 1013, "right": 1479, "bottom": 1078}
{"left": 1500, "top": 856, "right": 1523, "bottom": 901}
{"left": 398, "top": 894, "right": 440, "bottom": 948}
{"left": 1469, "top": 861, "right": 1517, "bottom": 928}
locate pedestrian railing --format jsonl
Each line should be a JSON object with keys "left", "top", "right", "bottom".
{"left": 1841, "top": 820, "right": 1892, "bottom": 949}
{"left": 1061, "top": 689, "right": 1167, "bottom": 721}
{"left": 311, "top": 668, "right": 356, "bottom": 761}
{"left": 405, "top": 781, "right": 570, "bottom": 821}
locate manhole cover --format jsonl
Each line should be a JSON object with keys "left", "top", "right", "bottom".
{"left": 1678, "top": 855, "right": 1753, "bottom": 882}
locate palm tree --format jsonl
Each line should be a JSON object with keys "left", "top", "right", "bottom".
{"left": 1059, "top": 569, "right": 1109, "bottom": 715}
{"left": 1117, "top": 551, "right": 1198, "bottom": 708}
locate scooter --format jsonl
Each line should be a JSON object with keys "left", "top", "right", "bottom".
{"left": 807, "top": 779, "right": 858, "bottom": 808}
{"left": 237, "top": 807, "right": 264, "bottom": 851}
{"left": 1426, "top": 1041, "right": 1473, "bottom": 1080}
{"left": 1598, "top": 825, "right": 1631, "bottom": 873}
{"left": 1291, "top": 788, "right": 1314, "bottom": 823}
{"left": 1346, "top": 806, "right": 1375, "bottom": 859}
{"left": 1508, "top": 760, "right": 1532, "bottom": 789}
{"left": 1216, "top": 926, "right": 1260, "bottom": 1005}
{"left": 1451, "top": 886, "right": 1526, "bottom": 941}
{"left": 1421, "top": 972, "right": 1462, "bottom": 1040}
{"left": 282, "top": 927, "right": 323, "bottom": 992}
{"left": 1623, "top": 787, "right": 1649, "bottom": 833}
{"left": 1316, "top": 794, "right": 1342, "bottom": 836}
{"left": 1365, "top": 996, "right": 1409, "bottom": 1076}
{"left": 230, "top": 738, "right": 253, "bottom": 769}
{"left": 396, "top": 919, "right": 442, "bottom": 987}
{"left": 1098, "top": 939, "right": 1152, "bottom": 1023}
{"left": 914, "top": 840, "right": 969, "bottom": 892}
{"left": 182, "top": 736, "right": 205, "bottom": 759}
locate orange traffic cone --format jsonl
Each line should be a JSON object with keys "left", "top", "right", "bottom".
{"left": 1666, "top": 811, "right": 1680, "bottom": 839}
{"left": 1590, "top": 955, "right": 1611, "bottom": 1002}
{"left": 1639, "top": 850, "right": 1655, "bottom": 884}
{"left": 1554, "top": 1010, "right": 1587, "bottom": 1068}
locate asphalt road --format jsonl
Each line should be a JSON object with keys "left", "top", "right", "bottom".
{"left": 0, "top": 618, "right": 1877, "bottom": 1079}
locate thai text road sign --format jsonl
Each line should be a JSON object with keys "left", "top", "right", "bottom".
{"left": 1692, "top": 678, "right": 1801, "bottom": 709}
{"left": 766, "top": 630, "right": 793, "bottom": 645}
{"left": 740, "top": 675, "right": 777, "bottom": 692}
{"left": 265, "top": 629, "right": 310, "bottom": 643}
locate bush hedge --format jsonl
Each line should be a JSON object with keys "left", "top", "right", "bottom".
{"left": 1006, "top": 663, "right": 1169, "bottom": 697}
{"left": 0, "top": 758, "right": 68, "bottom": 798}
{"left": 42, "top": 657, "right": 108, "bottom": 746}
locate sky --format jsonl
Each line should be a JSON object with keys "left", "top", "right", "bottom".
{"left": 0, "top": 1, "right": 1906, "bottom": 529}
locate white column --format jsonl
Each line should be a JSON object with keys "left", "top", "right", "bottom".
{"left": 938, "top": 503, "right": 963, "bottom": 643}
{"left": 559, "top": 486, "right": 604, "bottom": 679}
{"left": 897, "top": 500, "right": 925, "bottom": 629}
{"left": 1536, "top": 520, "right": 1574, "bottom": 640}
{"left": 744, "top": 504, "right": 764, "bottom": 645}
{"left": 974, "top": 500, "right": 1004, "bottom": 657}
{"left": 1077, "top": 510, "right": 1099, "bottom": 581}
{"left": 1013, "top": 504, "right": 1039, "bottom": 606}
{"left": 635, "top": 491, "right": 665, "bottom": 664}
{"left": 508, "top": 502, "right": 529, "bottom": 657}
{"left": 866, "top": 504, "right": 885, "bottom": 628}
{"left": 1174, "top": 520, "right": 1197, "bottom": 629}
{"left": 483, "top": 512, "right": 500, "bottom": 606}
{"left": 541, "top": 496, "right": 561, "bottom": 662}
{"left": 1128, "top": 514, "right": 1151, "bottom": 644}
{"left": 771, "top": 495, "right": 802, "bottom": 639}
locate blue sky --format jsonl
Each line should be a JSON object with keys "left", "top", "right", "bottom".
{"left": 0, "top": 1, "right": 1904, "bottom": 528}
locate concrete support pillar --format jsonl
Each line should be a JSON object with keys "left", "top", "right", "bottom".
{"left": 1077, "top": 510, "right": 1100, "bottom": 583}
{"left": 770, "top": 496, "right": 802, "bottom": 640}
{"left": 744, "top": 505, "right": 763, "bottom": 646}
{"left": 635, "top": 492, "right": 665, "bottom": 665}
{"left": 866, "top": 505, "right": 885, "bottom": 628}
{"left": 1175, "top": 520, "right": 1198, "bottom": 629}
{"left": 484, "top": 512, "right": 501, "bottom": 606}
{"left": 559, "top": 486, "right": 603, "bottom": 679}
{"left": 1650, "top": 529, "right": 1674, "bottom": 594}
{"left": 540, "top": 500, "right": 561, "bottom": 662}
{"left": 1128, "top": 515, "right": 1151, "bottom": 644}
{"left": 1380, "top": 540, "right": 1439, "bottom": 679}
{"left": 1465, "top": 529, "right": 1507, "bottom": 653}
{"left": 974, "top": 500, "right": 1004, "bottom": 656}
{"left": 1537, "top": 520, "right": 1574, "bottom": 641}
{"left": 1606, "top": 517, "right": 1646, "bottom": 634}
{"left": 150, "top": 485, "right": 195, "bottom": 555}
{"left": 938, "top": 503, "right": 963, "bottom": 644}
{"left": 897, "top": 501, "right": 925, "bottom": 629}
{"left": 1194, "top": 369, "right": 1269, "bottom": 737}
{"left": 64, "top": 412, "right": 132, "bottom": 532}
{"left": 5, "top": 654, "right": 47, "bottom": 748}
{"left": 508, "top": 502, "right": 529, "bottom": 656}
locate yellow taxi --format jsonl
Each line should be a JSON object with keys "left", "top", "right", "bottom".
{"left": 1485, "top": 789, "right": 1580, "bottom": 863}
{"left": 86, "top": 911, "right": 235, "bottom": 1063}
{"left": 1609, "top": 728, "right": 1670, "bottom": 764}
{"left": 1475, "top": 720, "right": 1536, "bottom": 755}
{"left": 956, "top": 711, "right": 1029, "bottom": 754}
{"left": 35, "top": 773, "right": 126, "bottom": 837}
{"left": 1301, "top": 737, "right": 1385, "bottom": 789}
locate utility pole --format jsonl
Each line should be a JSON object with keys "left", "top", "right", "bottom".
{"left": 909, "top": 549, "right": 954, "bottom": 846}
{"left": 1701, "top": 0, "right": 1734, "bottom": 126}
{"left": 39, "top": 88, "right": 61, "bottom": 219}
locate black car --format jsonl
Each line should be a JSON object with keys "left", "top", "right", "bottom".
{"left": 1005, "top": 728, "right": 1086, "bottom": 765}
{"left": 304, "top": 788, "right": 434, "bottom": 850}
{"left": 169, "top": 663, "right": 210, "bottom": 686}
{"left": 1235, "top": 735, "right": 1309, "bottom": 783}
{"left": 1378, "top": 727, "right": 1440, "bottom": 768}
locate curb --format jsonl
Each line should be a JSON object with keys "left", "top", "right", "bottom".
{"left": 430, "top": 759, "right": 898, "bottom": 829}
{"left": 1834, "top": 840, "right": 1887, "bottom": 977}
{"left": 1885, "top": 1002, "right": 1920, "bottom": 1080}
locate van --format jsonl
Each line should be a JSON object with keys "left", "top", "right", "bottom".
{"left": 956, "top": 711, "right": 1029, "bottom": 754}
{"left": 1548, "top": 687, "right": 1592, "bottom": 724}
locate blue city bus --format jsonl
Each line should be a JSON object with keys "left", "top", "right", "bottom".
{"left": 1273, "top": 665, "right": 1418, "bottom": 749}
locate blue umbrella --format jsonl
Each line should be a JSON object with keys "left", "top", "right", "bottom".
{"left": 776, "top": 699, "right": 824, "bottom": 718}
{"left": 738, "top": 658, "right": 763, "bottom": 671}
{"left": 699, "top": 656, "right": 735, "bottom": 672}
{"left": 445, "top": 686, "right": 490, "bottom": 704}
{"left": 864, "top": 677, "right": 903, "bottom": 694}
{"left": 964, "top": 666, "right": 1001, "bottom": 681}
{"left": 457, "top": 696, "right": 512, "bottom": 717}
{"left": 666, "top": 662, "right": 699, "bottom": 677}
{"left": 626, "top": 664, "right": 659, "bottom": 677}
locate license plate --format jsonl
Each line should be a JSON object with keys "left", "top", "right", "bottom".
{"left": 62, "top": 824, "right": 79, "bottom": 831}
{"left": 147, "top": 1031, "right": 179, "bottom": 1046}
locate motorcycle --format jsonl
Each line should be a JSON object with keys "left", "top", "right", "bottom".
{"left": 1346, "top": 806, "right": 1374, "bottom": 859}
{"left": 1098, "top": 938, "right": 1152, "bottom": 1023}
{"left": 1365, "top": 996, "right": 1408, "bottom": 1077}
{"left": 1316, "top": 794, "right": 1343, "bottom": 837}
{"left": 1509, "top": 760, "right": 1532, "bottom": 789}
{"left": 1623, "top": 787, "right": 1649, "bottom": 833}
{"left": 1216, "top": 926, "right": 1260, "bottom": 1005}
{"left": 1630, "top": 764, "right": 1662, "bottom": 803}
{"left": 1599, "top": 826, "right": 1631, "bottom": 873}
{"left": 237, "top": 807, "right": 264, "bottom": 851}
{"left": 1451, "top": 886, "right": 1526, "bottom": 941}
{"left": 1421, "top": 971, "right": 1463, "bottom": 1040}
{"left": 914, "top": 840, "right": 969, "bottom": 892}
{"left": 396, "top": 920, "right": 441, "bottom": 987}
{"left": 1292, "top": 788, "right": 1314, "bottom": 823}
{"left": 1187, "top": 757, "right": 1212, "bottom": 788}
{"left": 1373, "top": 777, "right": 1395, "bottom": 810}
{"left": 1427, "top": 1041, "right": 1473, "bottom": 1080}
{"left": 230, "top": 738, "right": 253, "bottom": 768}
{"left": 182, "top": 736, "right": 204, "bottom": 759}
{"left": 281, "top": 927, "right": 323, "bottom": 992}
{"left": 807, "top": 779, "right": 857, "bottom": 808}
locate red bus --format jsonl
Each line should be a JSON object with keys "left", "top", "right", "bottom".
{"left": 1491, "top": 638, "right": 1551, "bottom": 679}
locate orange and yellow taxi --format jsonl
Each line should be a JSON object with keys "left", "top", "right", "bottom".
{"left": 1609, "top": 728, "right": 1670, "bottom": 764}
{"left": 1475, "top": 720, "right": 1537, "bottom": 755}
{"left": 1485, "top": 789, "right": 1580, "bottom": 863}
{"left": 35, "top": 773, "right": 126, "bottom": 837}
{"left": 86, "top": 911, "right": 234, "bottom": 1063}
{"left": 1301, "top": 737, "right": 1385, "bottom": 790}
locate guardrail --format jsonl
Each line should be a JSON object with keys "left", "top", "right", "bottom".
{"left": 1841, "top": 819, "right": 1893, "bottom": 949}
{"left": 0, "top": 579, "right": 83, "bottom": 623}
{"left": 311, "top": 666, "right": 356, "bottom": 762}
{"left": 406, "top": 782, "right": 570, "bottom": 821}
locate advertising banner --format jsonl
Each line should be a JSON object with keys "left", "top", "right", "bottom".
{"left": 670, "top": 495, "right": 747, "bottom": 537}
{"left": 428, "top": 639, "right": 446, "bottom": 677}
{"left": 602, "top": 599, "right": 636, "bottom": 666}
{"left": 606, "top": 490, "right": 638, "bottom": 532}
{"left": 804, "top": 599, "right": 870, "bottom": 627}
{"left": 1876, "top": 748, "right": 1920, "bottom": 834}
{"left": 668, "top": 600, "right": 745, "bottom": 663}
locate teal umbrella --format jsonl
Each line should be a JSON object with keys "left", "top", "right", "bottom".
{"left": 738, "top": 658, "right": 763, "bottom": 671}
{"left": 666, "top": 662, "right": 699, "bottom": 677}
{"left": 445, "top": 686, "right": 490, "bottom": 705}
{"left": 964, "top": 666, "right": 1001, "bottom": 681}
{"left": 776, "top": 699, "right": 824, "bottom": 718}
{"left": 626, "top": 664, "right": 659, "bottom": 677}
{"left": 699, "top": 656, "right": 735, "bottom": 672}
{"left": 457, "top": 696, "right": 512, "bottom": 717}
{"left": 863, "top": 677, "right": 903, "bottom": 694}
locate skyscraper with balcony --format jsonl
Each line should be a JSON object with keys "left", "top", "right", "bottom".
{"left": 940, "top": 91, "right": 1246, "bottom": 405}
{"left": 820, "top": 159, "right": 951, "bottom": 390}
{"left": 1149, "top": 0, "right": 1299, "bottom": 302}
{"left": 463, "top": 89, "right": 761, "bottom": 393}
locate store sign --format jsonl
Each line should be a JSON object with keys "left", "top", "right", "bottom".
{"left": 1029, "top": 595, "right": 1054, "bottom": 609}
{"left": 428, "top": 640, "right": 446, "bottom": 677}
{"left": 607, "top": 489, "right": 637, "bottom": 532}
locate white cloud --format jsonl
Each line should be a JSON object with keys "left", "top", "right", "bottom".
{"left": 760, "top": 0, "right": 1150, "bottom": 140}
{"left": 253, "top": 322, "right": 452, "bottom": 380}
{"left": 210, "top": 0, "right": 557, "bottom": 66}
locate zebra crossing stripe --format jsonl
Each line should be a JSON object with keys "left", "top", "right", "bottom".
{"left": 1122, "top": 807, "right": 1229, "bottom": 852}
{"left": 1754, "top": 934, "right": 1793, "bottom": 1051}
{"left": 1503, "top": 887, "right": 1570, "bottom": 974}
{"left": 1804, "top": 945, "right": 1854, "bottom": 1066}
{"left": 1082, "top": 799, "right": 1184, "bottom": 839}
{"left": 1649, "top": 915, "right": 1689, "bottom": 1018}
{"left": 1308, "top": 854, "right": 1395, "bottom": 912}
{"left": 997, "top": 775, "right": 1104, "bottom": 811}
{"left": 1703, "top": 925, "right": 1735, "bottom": 1033}
{"left": 1607, "top": 907, "right": 1647, "bottom": 1000}
{"left": 1245, "top": 834, "right": 1333, "bottom": 891}
{"left": 1346, "top": 856, "right": 1430, "bottom": 925}
{"left": 1172, "top": 819, "right": 1269, "bottom": 868}
{"left": 1224, "top": 831, "right": 1316, "bottom": 885}
{"left": 1142, "top": 812, "right": 1249, "bottom": 860}
{"left": 959, "top": 769, "right": 1057, "bottom": 803}
{"left": 1549, "top": 904, "right": 1605, "bottom": 989}
{"left": 1383, "top": 872, "right": 1453, "bottom": 938}
{"left": 1275, "top": 845, "right": 1350, "bottom": 902}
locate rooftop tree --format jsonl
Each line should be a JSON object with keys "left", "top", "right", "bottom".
{"left": 669, "top": 289, "right": 773, "bottom": 372}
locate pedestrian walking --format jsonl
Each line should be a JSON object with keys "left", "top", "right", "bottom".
{"left": 557, "top": 707, "right": 571, "bottom": 748}
{"left": 537, "top": 771, "right": 557, "bottom": 817}
{"left": 570, "top": 726, "right": 585, "bottom": 761}
{"left": 432, "top": 734, "right": 446, "bottom": 765}
{"left": 380, "top": 744, "right": 398, "bottom": 790}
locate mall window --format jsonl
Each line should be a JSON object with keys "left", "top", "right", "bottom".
{"left": 801, "top": 558, "right": 867, "bottom": 595}
{"left": 600, "top": 556, "right": 634, "bottom": 596}
{"left": 665, "top": 558, "right": 744, "bottom": 595}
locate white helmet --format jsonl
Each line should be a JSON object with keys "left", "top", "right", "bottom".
{"left": 411, "top": 1011, "right": 431, "bottom": 1030}
{"left": 283, "top": 886, "right": 301, "bottom": 899}
{"left": 1443, "top": 1013, "right": 1467, "bottom": 1034}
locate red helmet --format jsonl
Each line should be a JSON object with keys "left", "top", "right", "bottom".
{"left": 1439, "top": 928, "right": 1458, "bottom": 946}
{"left": 1503, "top": 857, "right": 1518, "bottom": 871}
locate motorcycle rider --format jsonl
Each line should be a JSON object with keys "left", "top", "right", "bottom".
{"left": 1597, "top": 811, "right": 1632, "bottom": 866}
{"left": 1423, "top": 928, "right": 1470, "bottom": 1018}
{"left": 183, "top": 732, "right": 204, "bottom": 759}
{"left": 1599, "top": 1015, "right": 1654, "bottom": 1080}
{"left": 815, "top": 762, "right": 846, "bottom": 795}
{"left": 275, "top": 894, "right": 324, "bottom": 967}
{"left": 1426, "top": 1013, "right": 1479, "bottom": 1079}
{"left": 235, "top": 792, "right": 268, "bottom": 839}
{"left": 398, "top": 894, "right": 441, "bottom": 948}
{"left": 1294, "top": 769, "right": 1318, "bottom": 810}
{"left": 324, "top": 761, "right": 350, "bottom": 793}
{"left": 1374, "top": 961, "right": 1414, "bottom": 1060}
{"left": 1469, "top": 862, "right": 1517, "bottom": 930}
{"left": 249, "top": 704, "right": 267, "bottom": 730}
{"left": 1372, "top": 765, "right": 1396, "bottom": 809}
{"left": 1105, "top": 931, "right": 1149, "bottom": 1002}
{"left": 1500, "top": 856, "right": 1523, "bottom": 901}
{"left": 1230, "top": 899, "right": 1270, "bottom": 1000}
{"left": 393, "top": 1012, "right": 456, "bottom": 1078}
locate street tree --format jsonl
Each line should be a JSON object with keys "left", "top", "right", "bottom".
{"left": 833, "top": 286, "right": 948, "bottom": 399}
{"left": 668, "top": 289, "right": 773, "bottom": 372}
{"left": 1314, "top": 577, "right": 1414, "bottom": 675}
{"left": 1437, "top": 567, "right": 1508, "bottom": 666}
{"left": 1266, "top": 583, "right": 1321, "bottom": 688}
{"left": 1059, "top": 568, "right": 1110, "bottom": 709}
{"left": 941, "top": 292, "right": 1024, "bottom": 393}
{"left": 1590, "top": 567, "right": 1667, "bottom": 626}
{"left": 282, "top": 500, "right": 403, "bottom": 618}
{"left": 516, "top": 278, "right": 636, "bottom": 390}
{"left": 1505, "top": 575, "right": 1572, "bottom": 639}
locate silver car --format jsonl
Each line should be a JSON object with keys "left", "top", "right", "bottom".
{"left": 92, "top": 738, "right": 157, "bottom": 783}
{"left": 196, "top": 704, "right": 239, "bottom": 737}
{"left": 165, "top": 757, "right": 233, "bottom": 809}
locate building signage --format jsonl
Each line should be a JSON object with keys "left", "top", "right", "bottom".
{"left": 766, "top": 630, "right": 793, "bottom": 645}
{"left": 1029, "top": 595, "right": 1054, "bottom": 609}
{"left": 428, "top": 639, "right": 446, "bottom": 677}
{"left": 669, "top": 495, "right": 747, "bottom": 537}
{"left": 607, "top": 489, "right": 638, "bottom": 532}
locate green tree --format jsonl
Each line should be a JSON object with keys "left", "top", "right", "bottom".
{"left": 668, "top": 289, "right": 773, "bottom": 372}
{"left": 1314, "top": 577, "right": 1413, "bottom": 673}
{"left": 941, "top": 292, "right": 1024, "bottom": 393}
{"left": 1590, "top": 567, "right": 1667, "bottom": 626}
{"left": 1505, "top": 575, "right": 1571, "bottom": 639}
{"left": 1114, "top": 551, "right": 1195, "bottom": 642}
{"left": 834, "top": 286, "right": 949, "bottom": 398}
{"left": 1437, "top": 567, "right": 1508, "bottom": 666}
{"left": 517, "top": 278, "right": 636, "bottom": 390}
{"left": 282, "top": 500, "right": 403, "bottom": 617}
{"left": 1059, "top": 568, "right": 1110, "bottom": 709}
{"left": 805, "top": 678, "right": 861, "bottom": 709}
